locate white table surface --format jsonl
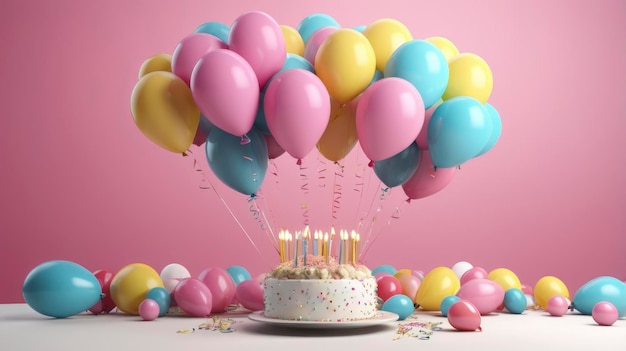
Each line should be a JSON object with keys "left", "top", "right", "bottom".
{"left": 1, "top": 303, "right": 624, "bottom": 351}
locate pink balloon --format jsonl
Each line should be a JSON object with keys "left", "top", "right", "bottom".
{"left": 228, "top": 11, "right": 286, "bottom": 88}
{"left": 456, "top": 278, "right": 505, "bottom": 315}
{"left": 264, "top": 69, "right": 331, "bottom": 162}
{"left": 356, "top": 77, "right": 425, "bottom": 161}
{"left": 416, "top": 104, "right": 437, "bottom": 150}
{"left": 521, "top": 283, "right": 533, "bottom": 295}
{"left": 397, "top": 273, "right": 421, "bottom": 300}
{"left": 402, "top": 150, "right": 456, "bottom": 200}
{"left": 592, "top": 301, "right": 619, "bottom": 326}
{"left": 375, "top": 272, "right": 392, "bottom": 280}
{"left": 235, "top": 279, "right": 265, "bottom": 311}
{"left": 376, "top": 275, "right": 403, "bottom": 302}
{"left": 304, "top": 26, "right": 338, "bottom": 64}
{"left": 191, "top": 49, "right": 259, "bottom": 137}
{"left": 447, "top": 300, "right": 482, "bottom": 331}
{"left": 172, "top": 33, "right": 228, "bottom": 86}
{"left": 546, "top": 295, "right": 569, "bottom": 316}
{"left": 460, "top": 267, "right": 489, "bottom": 285}
{"left": 174, "top": 278, "right": 213, "bottom": 317}
{"left": 139, "top": 299, "right": 160, "bottom": 321}
{"left": 263, "top": 133, "right": 285, "bottom": 159}
{"left": 198, "top": 267, "right": 237, "bottom": 313}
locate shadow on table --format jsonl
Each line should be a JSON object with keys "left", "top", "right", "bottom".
{"left": 240, "top": 322, "right": 396, "bottom": 337}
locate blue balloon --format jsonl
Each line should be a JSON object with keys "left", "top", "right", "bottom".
{"left": 297, "top": 13, "right": 340, "bottom": 43}
{"left": 22, "top": 260, "right": 102, "bottom": 318}
{"left": 381, "top": 294, "right": 415, "bottom": 320}
{"left": 353, "top": 25, "right": 366, "bottom": 33}
{"left": 572, "top": 276, "right": 626, "bottom": 317}
{"left": 371, "top": 264, "right": 397, "bottom": 276}
{"left": 475, "top": 103, "right": 502, "bottom": 157}
{"left": 370, "top": 69, "right": 383, "bottom": 85}
{"left": 385, "top": 40, "right": 449, "bottom": 109}
{"left": 439, "top": 295, "right": 461, "bottom": 317}
{"left": 226, "top": 265, "right": 252, "bottom": 286}
{"left": 193, "top": 21, "right": 229, "bottom": 43}
{"left": 503, "top": 288, "right": 527, "bottom": 314}
{"left": 374, "top": 142, "right": 420, "bottom": 188}
{"left": 145, "top": 287, "right": 171, "bottom": 317}
{"left": 428, "top": 96, "right": 492, "bottom": 168}
{"left": 205, "top": 127, "right": 268, "bottom": 196}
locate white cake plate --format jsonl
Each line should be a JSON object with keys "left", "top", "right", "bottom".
{"left": 248, "top": 311, "right": 399, "bottom": 329}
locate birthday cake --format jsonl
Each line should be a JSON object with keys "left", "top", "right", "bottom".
{"left": 263, "top": 255, "right": 378, "bottom": 321}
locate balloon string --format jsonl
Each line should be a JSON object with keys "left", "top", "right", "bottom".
{"left": 352, "top": 151, "right": 372, "bottom": 232}
{"left": 359, "top": 184, "right": 389, "bottom": 260}
{"left": 360, "top": 196, "right": 405, "bottom": 261}
{"left": 184, "top": 148, "right": 265, "bottom": 262}
{"left": 248, "top": 194, "right": 278, "bottom": 252}
{"left": 331, "top": 161, "right": 344, "bottom": 223}
{"left": 299, "top": 162, "right": 310, "bottom": 226}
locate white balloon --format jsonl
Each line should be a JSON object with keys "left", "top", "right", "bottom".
{"left": 163, "top": 278, "right": 181, "bottom": 293}
{"left": 525, "top": 294, "right": 535, "bottom": 308}
{"left": 160, "top": 263, "right": 191, "bottom": 282}
{"left": 451, "top": 261, "right": 473, "bottom": 279}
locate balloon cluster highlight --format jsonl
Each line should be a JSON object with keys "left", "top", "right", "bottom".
{"left": 130, "top": 11, "right": 503, "bottom": 200}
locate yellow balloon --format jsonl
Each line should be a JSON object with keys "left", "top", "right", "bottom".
{"left": 425, "top": 36, "right": 459, "bottom": 63}
{"left": 393, "top": 268, "right": 413, "bottom": 279}
{"left": 280, "top": 25, "right": 305, "bottom": 57}
{"left": 138, "top": 53, "right": 172, "bottom": 79}
{"left": 488, "top": 268, "right": 522, "bottom": 291}
{"left": 362, "top": 18, "right": 413, "bottom": 72}
{"left": 314, "top": 28, "right": 376, "bottom": 103}
{"left": 442, "top": 53, "right": 493, "bottom": 104}
{"left": 317, "top": 98, "right": 358, "bottom": 161}
{"left": 415, "top": 266, "right": 460, "bottom": 311}
{"left": 533, "top": 276, "right": 570, "bottom": 309}
{"left": 130, "top": 71, "right": 200, "bottom": 153}
{"left": 110, "top": 263, "right": 164, "bottom": 315}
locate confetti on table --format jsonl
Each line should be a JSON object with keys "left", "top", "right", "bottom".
{"left": 393, "top": 318, "right": 442, "bottom": 341}
{"left": 176, "top": 317, "right": 236, "bottom": 334}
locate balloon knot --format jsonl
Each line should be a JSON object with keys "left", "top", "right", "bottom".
{"left": 240, "top": 135, "right": 251, "bottom": 145}
{"left": 248, "top": 193, "right": 257, "bottom": 201}
{"left": 368, "top": 160, "right": 374, "bottom": 167}
{"left": 296, "top": 159, "right": 302, "bottom": 166}
{"left": 477, "top": 327, "right": 483, "bottom": 332}
{"left": 405, "top": 198, "right": 411, "bottom": 204}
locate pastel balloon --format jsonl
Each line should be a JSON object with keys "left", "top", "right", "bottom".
{"left": 572, "top": 276, "right": 626, "bottom": 317}
{"left": 402, "top": 150, "right": 456, "bottom": 200}
{"left": 376, "top": 275, "right": 403, "bottom": 302}
{"left": 145, "top": 287, "right": 171, "bottom": 317}
{"left": 163, "top": 278, "right": 181, "bottom": 294}
{"left": 191, "top": 49, "right": 259, "bottom": 137}
{"left": 235, "top": 279, "right": 265, "bottom": 311}
{"left": 193, "top": 21, "right": 230, "bottom": 43}
{"left": 443, "top": 53, "right": 493, "bottom": 104}
{"left": 374, "top": 142, "right": 420, "bottom": 188}
{"left": 415, "top": 266, "right": 460, "bottom": 311}
{"left": 416, "top": 102, "right": 441, "bottom": 150}
{"left": 226, "top": 265, "right": 252, "bottom": 286}
{"left": 396, "top": 272, "right": 421, "bottom": 302}
{"left": 138, "top": 53, "right": 172, "bottom": 78}
{"left": 447, "top": 300, "right": 482, "bottom": 331}
{"left": 172, "top": 33, "right": 227, "bottom": 86}
{"left": 356, "top": 77, "right": 425, "bottom": 161}
{"left": 456, "top": 278, "right": 505, "bottom": 315}
{"left": 263, "top": 133, "right": 285, "bottom": 159}
{"left": 139, "top": 299, "right": 160, "bottom": 321}
{"left": 198, "top": 267, "right": 237, "bottom": 313}
{"left": 160, "top": 263, "right": 191, "bottom": 282}
{"left": 297, "top": 13, "right": 340, "bottom": 43}
{"left": 521, "top": 284, "right": 533, "bottom": 295}
{"left": 534, "top": 276, "right": 570, "bottom": 310}
{"left": 205, "top": 127, "right": 268, "bottom": 196}
{"left": 362, "top": 18, "right": 413, "bottom": 72}
{"left": 425, "top": 36, "right": 459, "bottom": 63}
{"left": 22, "top": 260, "right": 102, "bottom": 318}
{"left": 381, "top": 294, "right": 415, "bottom": 320}
{"left": 89, "top": 269, "right": 116, "bottom": 314}
{"left": 546, "top": 295, "right": 569, "bottom": 316}
{"left": 315, "top": 28, "right": 376, "bottom": 103}
{"left": 131, "top": 71, "right": 200, "bottom": 153}
{"left": 592, "top": 301, "right": 619, "bottom": 326}
{"left": 229, "top": 11, "right": 286, "bottom": 88}
{"left": 264, "top": 69, "right": 331, "bottom": 162}
{"left": 174, "top": 278, "right": 213, "bottom": 317}
{"left": 304, "top": 26, "right": 338, "bottom": 64}
{"left": 488, "top": 268, "right": 522, "bottom": 291}
{"left": 317, "top": 97, "right": 358, "bottom": 162}
{"left": 385, "top": 39, "right": 449, "bottom": 109}
{"left": 372, "top": 264, "right": 397, "bottom": 275}
{"left": 460, "top": 267, "right": 489, "bottom": 285}
{"left": 440, "top": 295, "right": 461, "bottom": 316}
{"left": 281, "top": 25, "right": 305, "bottom": 56}
{"left": 503, "top": 288, "right": 527, "bottom": 314}
{"left": 475, "top": 103, "right": 502, "bottom": 157}
{"left": 110, "top": 263, "right": 164, "bottom": 315}
{"left": 427, "top": 96, "right": 491, "bottom": 168}
{"left": 451, "top": 261, "right": 473, "bottom": 279}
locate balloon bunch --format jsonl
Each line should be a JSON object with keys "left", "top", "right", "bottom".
{"left": 130, "top": 11, "right": 502, "bottom": 201}
{"left": 22, "top": 260, "right": 264, "bottom": 320}
{"left": 371, "top": 261, "right": 626, "bottom": 329}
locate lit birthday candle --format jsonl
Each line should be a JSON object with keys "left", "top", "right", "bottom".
{"left": 302, "top": 229, "right": 308, "bottom": 266}
{"left": 286, "top": 231, "right": 293, "bottom": 261}
{"left": 278, "top": 230, "right": 285, "bottom": 263}
{"left": 338, "top": 230, "right": 345, "bottom": 264}
{"left": 313, "top": 230, "right": 319, "bottom": 256}
{"left": 351, "top": 230, "right": 357, "bottom": 264}
{"left": 294, "top": 231, "right": 300, "bottom": 266}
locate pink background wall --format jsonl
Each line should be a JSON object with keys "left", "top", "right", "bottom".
{"left": 1, "top": 0, "right": 624, "bottom": 303}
